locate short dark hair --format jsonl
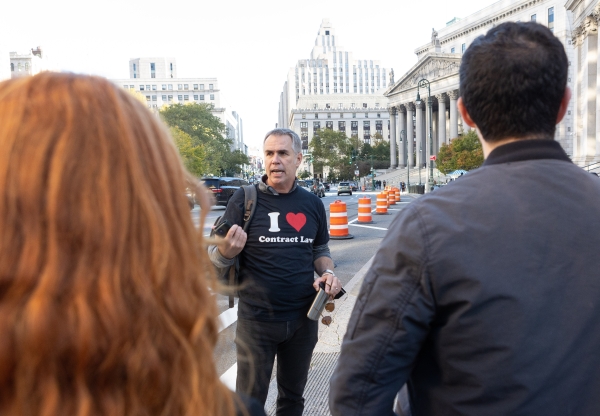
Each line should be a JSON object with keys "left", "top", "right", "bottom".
{"left": 460, "top": 22, "right": 568, "bottom": 142}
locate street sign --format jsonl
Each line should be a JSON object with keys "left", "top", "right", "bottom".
{"left": 430, "top": 155, "right": 437, "bottom": 161}
{"left": 354, "top": 170, "right": 359, "bottom": 175}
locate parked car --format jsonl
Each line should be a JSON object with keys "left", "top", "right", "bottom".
{"left": 312, "top": 182, "right": 325, "bottom": 198}
{"left": 322, "top": 182, "right": 331, "bottom": 191}
{"left": 337, "top": 182, "right": 352, "bottom": 196}
{"left": 349, "top": 182, "right": 358, "bottom": 191}
{"left": 201, "top": 176, "right": 249, "bottom": 206}
{"left": 297, "top": 180, "right": 311, "bottom": 192}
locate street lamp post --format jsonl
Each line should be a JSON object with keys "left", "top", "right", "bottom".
{"left": 416, "top": 78, "right": 434, "bottom": 192}
{"left": 400, "top": 129, "right": 409, "bottom": 190}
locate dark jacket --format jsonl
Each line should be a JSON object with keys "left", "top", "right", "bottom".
{"left": 330, "top": 140, "right": 600, "bottom": 415}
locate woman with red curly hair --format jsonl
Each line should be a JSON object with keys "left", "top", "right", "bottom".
{"left": 0, "top": 72, "right": 263, "bottom": 416}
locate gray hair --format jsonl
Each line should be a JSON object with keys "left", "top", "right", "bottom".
{"left": 263, "top": 128, "right": 302, "bottom": 154}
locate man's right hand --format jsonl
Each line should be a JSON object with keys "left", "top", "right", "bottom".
{"left": 216, "top": 224, "right": 247, "bottom": 259}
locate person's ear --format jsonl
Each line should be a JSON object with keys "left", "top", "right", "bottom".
{"left": 457, "top": 97, "right": 477, "bottom": 128}
{"left": 556, "top": 86, "right": 572, "bottom": 124}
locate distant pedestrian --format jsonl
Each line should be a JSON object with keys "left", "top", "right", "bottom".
{"left": 382, "top": 180, "right": 387, "bottom": 189}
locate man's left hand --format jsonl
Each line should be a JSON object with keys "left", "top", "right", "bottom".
{"left": 314, "top": 273, "right": 342, "bottom": 300}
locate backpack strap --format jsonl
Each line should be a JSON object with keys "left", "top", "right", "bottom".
{"left": 242, "top": 184, "right": 257, "bottom": 231}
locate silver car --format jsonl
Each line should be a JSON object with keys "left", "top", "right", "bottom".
{"left": 337, "top": 182, "right": 352, "bottom": 196}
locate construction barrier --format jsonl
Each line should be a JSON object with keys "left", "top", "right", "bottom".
{"left": 388, "top": 188, "right": 397, "bottom": 205}
{"left": 375, "top": 192, "right": 389, "bottom": 215}
{"left": 329, "top": 200, "right": 354, "bottom": 239}
{"left": 357, "top": 197, "right": 373, "bottom": 224}
{"left": 395, "top": 187, "right": 401, "bottom": 202}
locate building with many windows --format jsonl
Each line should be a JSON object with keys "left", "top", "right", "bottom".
{"left": 111, "top": 58, "right": 245, "bottom": 153}
{"left": 277, "top": 19, "right": 393, "bottom": 172}
{"left": 385, "top": 0, "right": 577, "bottom": 182}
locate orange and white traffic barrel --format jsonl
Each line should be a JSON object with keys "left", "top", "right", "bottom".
{"left": 395, "top": 187, "right": 401, "bottom": 202}
{"left": 357, "top": 197, "right": 373, "bottom": 224}
{"left": 329, "top": 200, "right": 354, "bottom": 239}
{"left": 375, "top": 192, "right": 389, "bottom": 215}
{"left": 388, "top": 188, "right": 397, "bottom": 205}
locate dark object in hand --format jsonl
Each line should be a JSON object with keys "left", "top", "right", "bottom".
{"left": 213, "top": 219, "right": 233, "bottom": 237}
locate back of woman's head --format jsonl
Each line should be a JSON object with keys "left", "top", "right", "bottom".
{"left": 0, "top": 72, "right": 234, "bottom": 415}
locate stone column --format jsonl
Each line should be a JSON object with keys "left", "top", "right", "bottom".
{"left": 581, "top": 16, "right": 599, "bottom": 162}
{"left": 398, "top": 106, "right": 406, "bottom": 167}
{"left": 436, "top": 93, "right": 447, "bottom": 147}
{"left": 449, "top": 90, "right": 459, "bottom": 140}
{"left": 389, "top": 107, "right": 397, "bottom": 168}
{"left": 406, "top": 103, "right": 415, "bottom": 168}
{"left": 415, "top": 100, "right": 424, "bottom": 168}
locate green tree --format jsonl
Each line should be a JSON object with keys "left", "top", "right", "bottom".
{"left": 160, "top": 103, "right": 248, "bottom": 176}
{"left": 436, "top": 130, "right": 484, "bottom": 174}
{"left": 309, "top": 129, "right": 354, "bottom": 179}
{"left": 170, "top": 127, "right": 209, "bottom": 177}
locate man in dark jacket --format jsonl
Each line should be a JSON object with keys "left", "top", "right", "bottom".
{"left": 330, "top": 22, "right": 600, "bottom": 415}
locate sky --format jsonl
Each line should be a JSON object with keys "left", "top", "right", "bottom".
{"left": 1, "top": 0, "right": 497, "bottom": 151}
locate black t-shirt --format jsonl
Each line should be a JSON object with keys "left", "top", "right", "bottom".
{"left": 222, "top": 184, "right": 329, "bottom": 321}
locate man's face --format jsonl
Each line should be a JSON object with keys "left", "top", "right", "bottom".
{"left": 263, "top": 134, "right": 302, "bottom": 193}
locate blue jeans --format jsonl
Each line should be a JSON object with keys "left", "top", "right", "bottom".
{"left": 236, "top": 316, "right": 318, "bottom": 416}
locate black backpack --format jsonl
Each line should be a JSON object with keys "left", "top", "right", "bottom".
{"left": 210, "top": 185, "right": 257, "bottom": 308}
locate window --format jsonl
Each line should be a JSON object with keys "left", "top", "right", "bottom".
{"left": 326, "top": 121, "right": 333, "bottom": 130}
{"left": 210, "top": 94, "right": 214, "bottom": 100}
{"left": 315, "top": 113, "right": 319, "bottom": 119}
{"left": 184, "top": 84, "right": 189, "bottom": 90}
{"left": 152, "top": 95, "right": 157, "bottom": 101}
{"left": 451, "top": 47, "right": 455, "bottom": 53}
{"left": 199, "top": 94, "right": 205, "bottom": 100}
{"left": 168, "top": 85, "right": 173, "bottom": 90}
{"left": 351, "top": 103, "right": 356, "bottom": 108}
{"left": 209, "top": 84, "right": 214, "bottom": 89}
{"left": 363, "top": 103, "right": 368, "bottom": 108}
{"left": 200, "top": 84, "right": 205, "bottom": 90}
{"left": 340, "top": 113, "right": 344, "bottom": 118}
{"left": 338, "top": 121, "right": 346, "bottom": 131}
{"left": 364, "top": 121, "right": 370, "bottom": 131}
{"left": 178, "top": 95, "right": 183, "bottom": 101}
{"left": 162, "top": 95, "right": 167, "bottom": 101}
{"left": 150, "top": 62, "right": 156, "bottom": 78}
{"left": 140, "top": 85, "right": 145, "bottom": 91}
{"left": 152, "top": 85, "right": 157, "bottom": 91}
{"left": 352, "top": 113, "right": 357, "bottom": 118}
{"left": 531, "top": 14, "right": 536, "bottom": 22}
{"left": 302, "top": 114, "right": 306, "bottom": 119}
{"left": 548, "top": 7, "right": 554, "bottom": 32}
{"left": 146, "top": 96, "right": 151, "bottom": 101}
{"left": 313, "top": 121, "right": 320, "bottom": 132}
{"left": 10, "top": 63, "right": 14, "bottom": 71}
{"left": 162, "top": 84, "right": 167, "bottom": 90}
{"left": 133, "top": 63, "right": 136, "bottom": 71}
{"left": 184, "top": 95, "right": 189, "bottom": 101}
{"left": 314, "top": 104, "right": 318, "bottom": 109}
{"left": 193, "top": 84, "right": 198, "bottom": 90}
{"left": 377, "top": 113, "right": 381, "bottom": 118}
{"left": 327, "top": 113, "right": 331, "bottom": 119}
{"left": 365, "top": 113, "right": 369, "bottom": 118}
{"left": 168, "top": 95, "right": 173, "bottom": 101}
{"left": 462, "top": 43, "right": 466, "bottom": 53}
{"left": 178, "top": 84, "right": 183, "bottom": 90}
{"left": 339, "top": 103, "right": 343, "bottom": 109}
{"left": 194, "top": 95, "right": 199, "bottom": 100}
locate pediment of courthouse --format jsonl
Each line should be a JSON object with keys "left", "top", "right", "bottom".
{"left": 385, "top": 53, "right": 462, "bottom": 105}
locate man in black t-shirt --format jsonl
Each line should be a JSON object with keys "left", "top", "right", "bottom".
{"left": 209, "top": 128, "right": 340, "bottom": 416}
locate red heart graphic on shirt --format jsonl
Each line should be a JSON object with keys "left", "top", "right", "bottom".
{"left": 286, "top": 212, "right": 306, "bottom": 232}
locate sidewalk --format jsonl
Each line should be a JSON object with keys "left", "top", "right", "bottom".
{"left": 265, "top": 256, "right": 374, "bottom": 415}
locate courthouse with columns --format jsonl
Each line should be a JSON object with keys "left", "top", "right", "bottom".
{"left": 385, "top": 0, "right": 600, "bottom": 172}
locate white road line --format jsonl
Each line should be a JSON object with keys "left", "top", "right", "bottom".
{"left": 219, "top": 363, "right": 237, "bottom": 391}
{"left": 218, "top": 304, "right": 238, "bottom": 332}
{"left": 349, "top": 223, "right": 389, "bottom": 231}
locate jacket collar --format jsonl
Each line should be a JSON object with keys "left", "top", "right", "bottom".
{"left": 483, "top": 139, "right": 572, "bottom": 167}
{"left": 258, "top": 174, "right": 298, "bottom": 195}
